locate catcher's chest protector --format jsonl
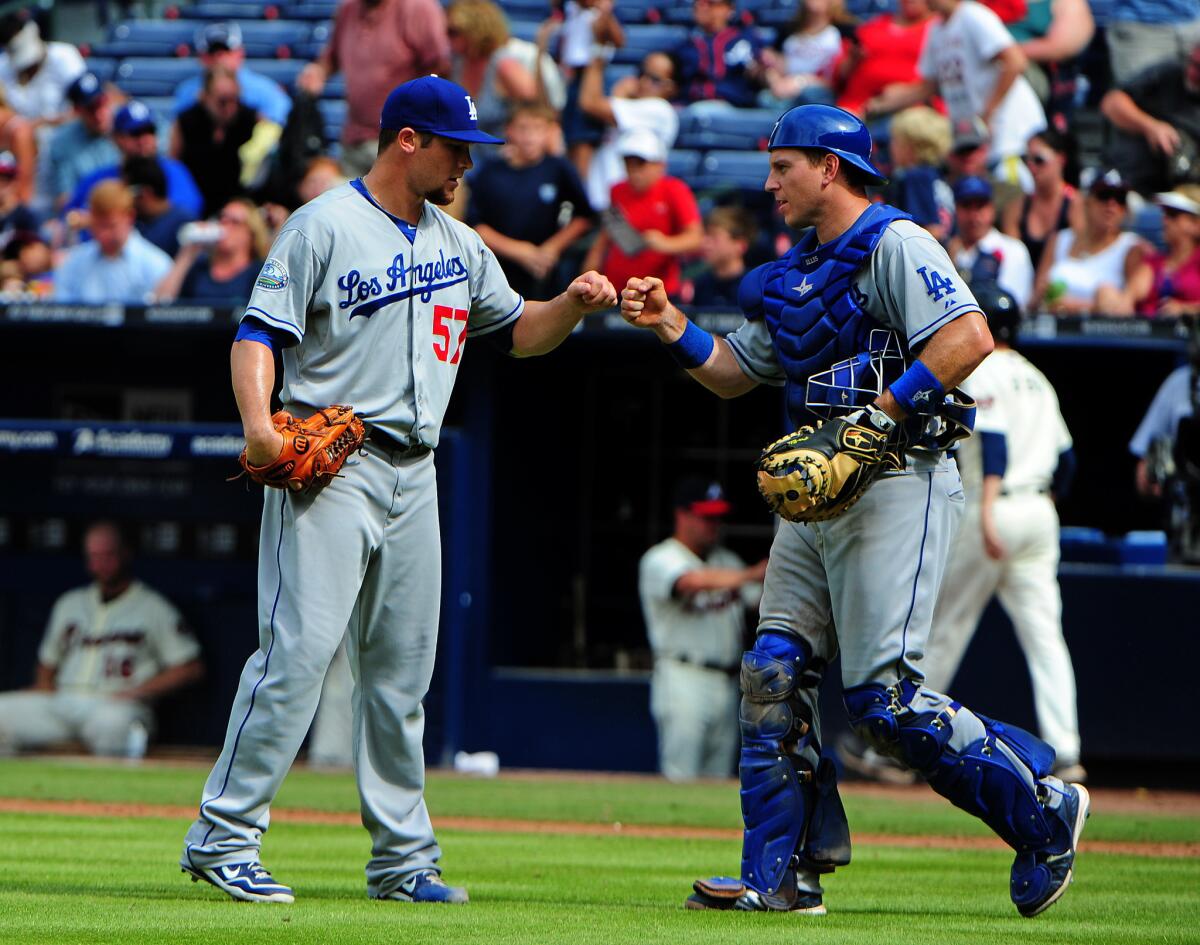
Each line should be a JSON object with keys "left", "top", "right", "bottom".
{"left": 753, "top": 203, "right": 909, "bottom": 425}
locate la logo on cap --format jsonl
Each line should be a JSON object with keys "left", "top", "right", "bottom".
{"left": 465, "top": 95, "right": 478, "bottom": 122}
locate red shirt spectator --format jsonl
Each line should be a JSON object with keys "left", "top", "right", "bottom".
{"left": 836, "top": 0, "right": 936, "bottom": 115}
{"left": 298, "top": 0, "right": 451, "bottom": 174}
{"left": 583, "top": 130, "right": 702, "bottom": 299}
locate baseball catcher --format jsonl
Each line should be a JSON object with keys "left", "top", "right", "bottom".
{"left": 237, "top": 405, "right": 365, "bottom": 492}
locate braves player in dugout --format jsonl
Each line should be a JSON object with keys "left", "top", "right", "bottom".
{"left": 180, "top": 75, "right": 617, "bottom": 905}
{"left": 620, "top": 104, "right": 1089, "bottom": 918}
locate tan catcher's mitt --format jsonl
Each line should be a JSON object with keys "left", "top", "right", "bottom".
{"left": 239, "top": 405, "right": 366, "bottom": 492}
{"left": 756, "top": 408, "right": 905, "bottom": 523}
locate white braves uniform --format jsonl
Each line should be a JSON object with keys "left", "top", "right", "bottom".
{"left": 0, "top": 580, "right": 197, "bottom": 755}
{"left": 924, "top": 347, "right": 1082, "bottom": 765}
{"left": 639, "top": 539, "right": 757, "bottom": 780}
{"left": 182, "top": 179, "right": 523, "bottom": 897}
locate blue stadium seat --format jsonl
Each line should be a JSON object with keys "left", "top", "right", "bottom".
{"left": 666, "top": 148, "right": 703, "bottom": 182}
{"left": 317, "top": 98, "right": 346, "bottom": 142}
{"left": 508, "top": 19, "right": 541, "bottom": 43}
{"left": 1130, "top": 203, "right": 1167, "bottom": 252}
{"left": 139, "top": 95, "right": 179, "bottom": 128}
{"left": 114, "top": 57, "right": 203, "bottom": 97}
{"left": 603, "top": 62, "right": 638, "bottom": 89}
{"left": 613, "top": 2, "right": 657, "bottom": 24}
{"left": 676, "top": 105, "right": 776, "bottom": 150}
{"left": 84, "top": 57, "right": 118, "bottom": 83}
{"left": 92, "top": 20, "right": 199, "bottom": 57}
{"left": 230, "top": 20, "right": 316, "bottom": 57}
{"left": 496, "top": 0, "right": 553, "bottom": 20}
{"left": 323, "top": 73, "right": 345, "bottom": 100}
{"left": 612, "top": 23, "right": 688, "bottom": 64}
{"left": 186, "top": 1, "right": 278, "bottom": 20}
{"left": 696, "top": 150, "right": 769, "bottom": 190}
{"left": 245, "top": 57, "right": 305, "bottom": 90}
{"left": 285, "top": 1, "right": 339, "bottom": 20}
{"left": 845, "top": 0, "right": 898, "bottom": 19}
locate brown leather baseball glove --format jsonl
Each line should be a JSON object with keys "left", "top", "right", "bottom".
{"left": 238, "top": 405, "right": 365, "bottom": 492}
{"left": 756, "top": 408, "right": 906, "bottom": 523}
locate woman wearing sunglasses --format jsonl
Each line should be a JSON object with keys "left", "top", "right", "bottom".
{"left": 154, "top": 198, "right": 269, "bottom": 305}
{"left": 1126, "top": 186, "right": 1200, "bottom": 316}
{"left": 1001, "top": 127, "right": 1079, "bottom": 270}
{"left": 1033, "top": 166, "right": 1149, "bottom": 315}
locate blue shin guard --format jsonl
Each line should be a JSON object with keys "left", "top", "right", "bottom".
{"left": 844, "top": 682, "right": 1069, "bottom": 854}
{"left": 739, "top": 632, "right": 850, "bottom": 906}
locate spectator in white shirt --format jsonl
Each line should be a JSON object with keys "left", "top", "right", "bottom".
{"left": 868, "top": 0, "right": 1046, "bottom": 188}
{"left": 0, "top": 16, "right": 84, "bottom": 126}
{"left": 948, "top": 174, "right": 1035, "bottom": 308}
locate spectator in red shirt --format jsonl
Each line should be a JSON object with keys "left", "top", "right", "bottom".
{"left": 583, "top": 130, "right": 702, "bottom": 299}
{"left": 297, "top": 0, "right": 451, "bottom": 177}
{"left": 835, "top": 0, "right": 936, "bottom": 116}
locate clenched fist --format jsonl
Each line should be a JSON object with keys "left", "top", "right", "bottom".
{"left": 567, "top": 270, "right": 619, "bottom": 312}
{"left": 620, "top": 276, "right": 684, "bottom": 339}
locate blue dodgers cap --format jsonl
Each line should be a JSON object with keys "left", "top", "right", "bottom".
{"left": 953, "top": 175, "right": 993, "bottom": 203}
{"left": 114, "top": 101, "right": 156, "bottom": 135}
{"left": 379, "top": 75, "right": 504, "bottom": 145}
{"left": 67, "top": 71, "right": 104, "bottom": 107}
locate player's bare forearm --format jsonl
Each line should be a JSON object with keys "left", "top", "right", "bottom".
{"left": 674, "top": 566, "right": 761, "bottom": 596}
{"left": 620, "top": 276, "right": 756, "bottom": 397}
{"left": 876, "top": 312, "right": 993, "bottom": 420}
{"left": 230, "top": 339, "right": 283, "bottom": 462}
{"left": 32, "top": 662, "right": 56, "bottom": 691}
{"left": 512, "top": 271, "right": 618, "bottom": 356}
{"left": 121, "top": 659, "right": 204, "bottom": 703}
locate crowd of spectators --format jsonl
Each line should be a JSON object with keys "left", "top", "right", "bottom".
{"left": 0, "top": 0, "right": 1195, "bottom": 315}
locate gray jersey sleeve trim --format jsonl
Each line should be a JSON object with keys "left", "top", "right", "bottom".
{"left": 467, "top": 295, "right": 526, "bottom": 337}
{"left": 726, "top": 334, "right": 786, "bottom": 387}
{"left": 243, "top": 306, "right": 304, "bottom": 342}
{"left": 907, "top": 301, "right": 982, "bottom": 347}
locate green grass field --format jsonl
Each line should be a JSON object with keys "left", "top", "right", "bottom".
{"left": 1, "top": 758, "right": 1197, "bottom": 945}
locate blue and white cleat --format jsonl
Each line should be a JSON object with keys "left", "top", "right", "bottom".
{"left": 182, "top": 861, "right": 295, "bottom": 903}
{"left": 686, "top": 876, "right": 826, "bottom": 915}
{"left": 1011, "top": 782, "right": 1091, "bottom": 918}
{"left": 379, "top": 869, "right": 469, "bottom": 904}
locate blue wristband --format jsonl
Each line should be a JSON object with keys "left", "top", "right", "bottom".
{"left": 888, "top": 359, "right": 945, "bottom": 415}
{"left": 665, "top": 319, "right": 715, "bottom": 369}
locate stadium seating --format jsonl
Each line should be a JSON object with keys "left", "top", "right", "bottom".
{"left": 91, "top": 20, "right": 199, "bottom": 57}
{"left": 84, "top": 57, "right": 118, "bottom": 83}
{"left": 695, "top": 150, "right": 770, "bottom": 191}
{"left": 612, "top": 23, "right": 688, "bottom": 65}
{"left": 676, "top": 105, "right": 777, "bottom": 151}
{"left": 183, "top": 1, "right": 280, "bottom": 20}
{"left": 114, "top": 57, "right": 203, "bottom": 96}
{"left": 286, "top": 1, "right": 340, "bottom": 20}
{"left": 317, "top": 98, "right": 347, "bottom": 143}
{"left": 666, "top": 148, "right": 703, "bottom": 182}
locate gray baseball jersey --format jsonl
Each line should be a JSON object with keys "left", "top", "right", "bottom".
{"left": 184, "top": 178, "right": 524, "bottom": 897}
{"left": 243, "top": 180, "right": 523, "bottom": 445}
{"left": 726, "top": 219, "right": 980, "bottom": 393}
{"left": 727, "top": 219, "right": 981, "bottom": 685}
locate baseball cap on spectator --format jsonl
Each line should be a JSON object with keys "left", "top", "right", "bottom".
{"left": 673, "top": 477, "right": 732, "bottom": 517}
{"left": 114, "top": 102, "right": 156, "bottom": 136}
{"left": 951, "top": 116, "right": 989, "bottom": 154}
{"left": 1080, "top": 166, "right": 1129, "bottom": 200}
{"left": 6, "top": 20, "right": 44, "bottom": 71}
{"left": 196, "top": 21, "right": 243, "bottom": 53}
{"left": 618, "top": 128, "right": 667, "bottom": 163}
{"left": 953, "top": 175, "right": 993, "bottom": 203}
{"left": 0, "top": 151, "right": 16, "bottom": 177}
{"left": 379, "top": 75, "right": 504, "bottom": 144}
{"left": 1154, "top": 189, "right": 1200, "bottom": 215}
{"left": 67, "top": 71, "right": 105, "bottom": 108}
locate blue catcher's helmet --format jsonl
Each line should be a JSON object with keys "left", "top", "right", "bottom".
{"left": 767, "top": 104, "right": 887, "bottom": 185}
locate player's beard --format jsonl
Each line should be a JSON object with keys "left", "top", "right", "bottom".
{"left": 425, "top": 186, "right": 454, "bottom": 206}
